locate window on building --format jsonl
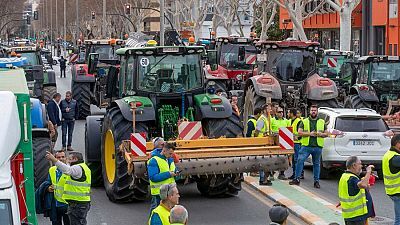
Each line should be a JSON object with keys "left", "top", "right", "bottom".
{"left": 395, "top": 44, "right": 398, "bottom": 55}
{"left": 389, "top": 44, "right": 393, "bottom": 56}
{"left": 144, "top": 22, "right": 150, "bottom": 32}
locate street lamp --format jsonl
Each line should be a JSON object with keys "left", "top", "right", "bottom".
{"left": 208, "top": 27, "right": 212, "bottom": 39}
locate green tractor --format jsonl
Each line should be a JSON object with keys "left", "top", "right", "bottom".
{"left": 7, "top": 46, "right": 57, "bottom": 102}
{"left": 344, "top": 55, "right": 400, "bottom": 113}
{"left": 85, "top": 44, "right": 290, "bottom": 201}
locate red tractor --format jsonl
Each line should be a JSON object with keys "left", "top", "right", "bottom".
{"left": 71, "top": 39, "right": 124, "bottom": 119}
{"left": 242, "top": 40, "right": 339, "bottom": 128}
{"left": 205, "top": 36, "right": 258, "bottom": 95}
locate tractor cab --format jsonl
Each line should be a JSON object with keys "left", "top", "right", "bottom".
{"left": 84, "top": 39, "right": 125, "bottom": 65}
{"left": 8, "top": 46, "right": 43, "bottom": 66}
{"left": 255, "top": 40, "right": 319, "bottom": 82}
{"left": 319, "top": 49, "right": 355, "bottom": 81}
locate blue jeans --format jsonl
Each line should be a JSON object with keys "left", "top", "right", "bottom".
{"left": 390, "top": 195, "right": 400, "bottom": 225}
{"left": 149, "top": 195, "right": 161, "bottom": 215}
{"left": 61, "top": 120, "right": 75, "bottom": 148}
{"left": 292, "top": 143, "right": 301, "bottom": 174}
{"left": 295, "top": 146, "right": 322, "bottom": 182}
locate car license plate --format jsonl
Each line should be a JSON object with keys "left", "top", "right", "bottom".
{"left": 353, "top": 140, "right": 375, "bottom": 146}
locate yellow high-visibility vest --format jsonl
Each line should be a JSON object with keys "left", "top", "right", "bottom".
{"left": 255, "top": 114, "right": 269, "bottom": 137}
{"left": 49, "top": 166, "right": 68, "bottom": 204}
{"left": 383, "top": 150, "right": 400, "bottom": 195}
{"left": 300, "top": 118, "right": 325, "bottom": 147}
{"left": 62, "top": 163, "right": 91, "bottom": 202}
{"left": 291, "top": 117, "right": 302, "bottom": 143}
{"left": 149, "top": 204, "right": 170, "bottom": 225}
{"left": 338, "top": 172, "right": 368, "bottom": 219}
{"left": 148, "top": 156, "right": 176, "bottom": 196}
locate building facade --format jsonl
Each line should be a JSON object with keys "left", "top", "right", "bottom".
{"left": 279, "top": 0, "right": 400, "bottom": 56}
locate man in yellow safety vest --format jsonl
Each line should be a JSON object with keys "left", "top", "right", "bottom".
{"left": 289, "top": 105, "right": 328, "bottom": 188}
{"left": 149, "top": 183, "right": 180, "bottom": 225}
{"left": 246, "top": 107, "right": 262, "bottom": 137}
{"left": 382, "top": 134, "right": 400, "bottom": 225}
{"left": 271, "top": 107, "right": 291, "bottom": 180}
{"left": 45, "top": 151, "right": 91, "bottom": 225}
{"left": 338, "top": 156, "right": 374, "bottom": 225}
{"left": 46, "top": 150, "right": 69, "bottom": 225}
{"left": 288, "top": 109, "right": 304, "bottom": 180}
{"left": 148, "top": 142, "right": 179, "bottom": 212}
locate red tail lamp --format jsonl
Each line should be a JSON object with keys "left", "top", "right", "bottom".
{"left": 210, "top": 98, "right": 222, "bottom": 104}
{"left": 257, "top": 77, "right": 274, "bottom": 85}
{"left": 359, "top": 85, "right": 369, "bottom": 91}
{"left": 318, "top": 78, "right": 332, "bottom": 86}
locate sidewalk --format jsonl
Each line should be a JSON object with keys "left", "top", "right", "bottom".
{"left": 244, "top": 175, "right": 343, "bottom": 225}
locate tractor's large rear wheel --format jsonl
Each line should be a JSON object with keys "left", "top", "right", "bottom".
{"left": 344, "top": 95, "right": 372, "bottom": 109}
{"left": 101, "top": 107, "right": 149, "bottom": 202}
{"left": 72, "top": 82, "right": 92, "bottom": 119}
{"left": 203, "top": 112, "right": 243, "bottom": 138}
{"left": 196, "top": 174, "right": 243, "bottom": 197}
{"left": 243, "top": 86, "right": 266, "bottom": 134}
{"left": 42, "top": 86, "right": 57, "bottom": 103}
{"left": 32, "top": 137, "right": 51, "bottom": 188}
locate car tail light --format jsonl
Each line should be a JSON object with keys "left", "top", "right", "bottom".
{"left": 318, "top": 78, "right": 332, "bottom": 86}
{"left": 210, "top": 98, "right": 222, "bottom": 104}
{"left": 257, "top": 77, "right": 274, "bottom": 85}
{"left": 330, "top": 129, "right": 345, "bottom": 138}
{"left": 359, "top": 85, "right": 369, "bottom": 91}
{"left": 384, "top": 130, "right": 394, "bottom": 139}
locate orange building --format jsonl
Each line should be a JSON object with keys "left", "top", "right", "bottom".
{"left": 279, "top": 0, "right": 400, "bottom": 56}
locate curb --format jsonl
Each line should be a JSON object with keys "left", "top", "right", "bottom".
{"left": 244, "top": 175, "right": 342, "bottom": 225}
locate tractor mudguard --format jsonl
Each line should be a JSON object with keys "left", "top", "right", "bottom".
{"left": 204, "top": 65, "right": 229, "bottom": 80}
{"left": 85, "top": 115, "right": 103, "bottom": 162}
{"left": 350, "top": 85, "right": 379, "bottom": 102}
{"left": 30, "top": 98, "right": 46, "bottom": 129}
{"left": 114, "top": 96, "right": 156, "bottom": 122}
{"left": 44, "top": 70, "right": 56, "bottom": 86}
{"left": 72, "top": 64, "right": 96, "bottom": 83}
{"left": 247, "top": 73, "right": 282, "bottom": 99}
{"left": 194, "top": 93, "right": 232, "bottom": 119}
{"left": 32, "top": 128, "right": 50, "bottom": 138}
{"left": 305, "top": 73, "right": 339, "bottom": 101}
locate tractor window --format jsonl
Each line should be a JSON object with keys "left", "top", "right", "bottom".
{"left": 125, "top": 57, "right": 134, "bottom": 91}
{"left": 89, "top": 45, "right": 120, "bottom": 60}
{"left": 219, "top": 43, "right": 257, "bottom": 70}
{"left": 19, "top": 52, "right": 39, "bottom": 65}
{"left": 0, "top": 199, "right": 13, "bottom": 225}
{"left": 266, "top": 49, "right": 315, "bottom": 82}
{"left": 137, "top": 54, "right": 202, "bottom": 93}
{"left": 371, "top": 62, "right": 400, "bottom": 82}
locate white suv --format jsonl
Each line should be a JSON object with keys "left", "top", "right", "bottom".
{"left": 314, "top": 107, "right": 393, "bottom": 178}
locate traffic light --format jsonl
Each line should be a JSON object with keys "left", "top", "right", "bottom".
{"left": 26, "top": 15, "right": 31, "bottom": 25}
{"left": 33, "top": 11, "right": 38, "bottom": 20}
{"left": 91, "top": 11, "right": 96, "bottom": 20}
{"left": 125, "top": 4, "right": 131, "bottom": 15}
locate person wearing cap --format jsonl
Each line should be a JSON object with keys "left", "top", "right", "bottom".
{"left": 271, "top": 107, "right": 291, "bottom": 180}
{"left": 148, "top": 142, "right": 179, "bottom": 213}
{"left": 149, "top": 183, "right": 180, "bottom": 225}
{"left": 269, "top": 204, "right": 289, "bottom": 225}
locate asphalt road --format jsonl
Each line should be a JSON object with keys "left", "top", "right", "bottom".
{"left": 37, "top": 63, "right": 394, "bottom": 224}
{"left": 36, "top": 64, "right": 307, "bottom": 225}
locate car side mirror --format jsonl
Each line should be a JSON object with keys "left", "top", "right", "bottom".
{"left": 206, "top": 50, "right": 218, "bottom": 71}
{"left": 88, "top": 53, "right": 99, "bottom": 74}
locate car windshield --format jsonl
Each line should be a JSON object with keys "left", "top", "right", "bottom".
{"left": 89, "top": 45, "right": 120, "bottom": 60}
{"left": 265, "top": 49, "right": 315, "bottom": 81}
{"left": 20, "top": 52, "right": 39, "bottom": 65}
{"left": 371, "top": 62, "right": 400, "bottom": 82}
{"left": 335, "top": 116, "right": 388, "bottom": 132}
{"left": 137, "top": 54, "right": 202, "bottom": 93}
{"left": 219, "top": 43, "right": 257, "bottom": 70}
{"left": 0, "top": 200, "right": 13, "bottom": 225}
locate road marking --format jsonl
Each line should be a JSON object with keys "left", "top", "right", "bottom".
{"left": 243, "top": 183, "right": 306, "bottom": 225}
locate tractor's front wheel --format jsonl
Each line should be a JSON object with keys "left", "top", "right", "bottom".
{"left": 42, "top": 86, "right": 57, "bottom": 103}
{"left": 72, "top": 82, "right": 92, "bottom": 119}
{"left": 101, "top": 107, "right": 149, "bottom": 202}
{"left": 344, "top": 95, "right": 372, "bottom": 109}
{"left": 32, "top": 137, "right": 51, "bottom": 188}
{"left": 196, "top": 174, "right": 243, "bottom": 197}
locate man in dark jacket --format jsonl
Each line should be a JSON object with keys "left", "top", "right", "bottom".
{"left": 60, "top": 91, "right": 79, "bottom": 151}
{"left": 58, "top": 56, "right": 67, "bottom": 78}
{"left": 47, "top": 93, "right": 62, "bottom": 147}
